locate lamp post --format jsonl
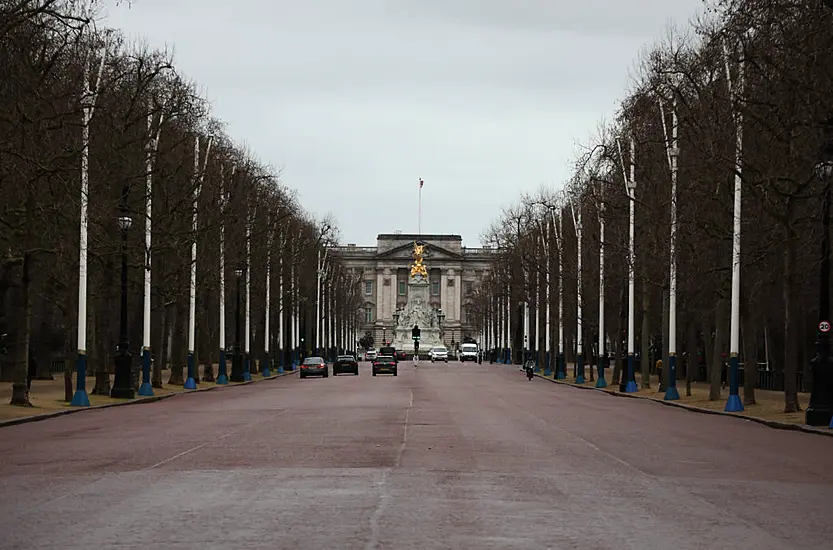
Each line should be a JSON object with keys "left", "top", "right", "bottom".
{"left": 597, "top": 178, "right": 608, "bottom": 388}
{"left": 243, "top": 218, "right": 252, "bottom": 381}
{"left": 216, "top": 167, "right": 231, "bottom": 385}
{"left": 277, "top": 236, "right": 284, "bottom": 373}
{"left": 111, "top": 212, "right": 135, "bottom": 399}
{"left": 230, "top": 268, "right": 245, "bottom": 382}
{"left": 571, "top": 198, "right": 585, "bottom": 383}
{"left": 263, "top": 229, "right": 272, "bottom": 378}
{"left": 806, "top": 118, "right": 833, "bottom": 427}
{"left": 552, "top": 207, "right": 565, "bottom": 379}
{"left": 664, "top": 99, "right": 681, "bottom": 401}
{"left": 538, "top": 216, "right": 552, "bottom": 376}
{"left": 615, "top": 137, "right": 640, "bottom": 393}
{"left": 522, "top": 300, "right": 530, "bottom": 367}
{"left": 505, "top": 281, "right": 511, "bottom": 365}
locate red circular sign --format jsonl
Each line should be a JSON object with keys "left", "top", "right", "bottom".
{"left": 819, "top": 321, "right": 831, "bottom": 333}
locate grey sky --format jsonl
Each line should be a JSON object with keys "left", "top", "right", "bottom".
{"left": 104, "top": 0, "right": 705, "bottom": 247}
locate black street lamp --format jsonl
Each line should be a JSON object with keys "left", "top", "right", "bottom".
{"left": 437, "top": 308, "right": 445, "bottom": 343}
{"left": 807, "top": 118, "right": 833, "bottom": 427}
{"left": 111, "top": 213, "right": 135, "bottom": 398}
{"left": 230, "top": 268, "right": 245, "bottom": 382}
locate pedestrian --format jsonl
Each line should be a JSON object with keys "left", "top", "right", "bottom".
{"left": 655, "top": 359, "right": 662, "bottom": 387}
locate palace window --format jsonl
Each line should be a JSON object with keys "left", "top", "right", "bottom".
{"left": 365, "top": 307, "right": 373, "bottom": 323}
{"left": 431, "top": 280, "right": 440, "bottom": 295}
{"left": 365, "top": 280, "right": 373, "bottom": 295}
{"left": 398, "top": 280, "right": 406, "bottom": 295}
{"left": 465, "top": 281, "right": 473, "bottom": 295}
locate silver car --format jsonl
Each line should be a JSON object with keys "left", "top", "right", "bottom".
{"left": 429, "top": 346, "right": 448, "bottom": 363}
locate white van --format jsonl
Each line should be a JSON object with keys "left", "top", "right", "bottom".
{"left": 460, "top": 343, "right": 478, "bottom": 362}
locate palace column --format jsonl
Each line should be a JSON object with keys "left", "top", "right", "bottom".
{"left": 442, "top": 268, "right": 454, "bottom": 321}
{"left": 375, "top": 267, "right": 385, "bottom": 343}
{"left": 454, "top": 269, "right": 462, "bottom": 322}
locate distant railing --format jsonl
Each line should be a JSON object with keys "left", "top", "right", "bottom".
{"left": 51, "top": 359, "right": 66, "bottom": 374}
{"left": 329, "top": 245, "right": 500, "bottom": 256}
{"left": 330, "top": 246, "right": 377, "bottom": 254}
{"left": 462, "top": 247, "right": 498, "bottom": 255}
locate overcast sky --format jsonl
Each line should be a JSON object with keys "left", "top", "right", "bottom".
{"left": 103, "top": 0, "right": 705, "bottom": 248}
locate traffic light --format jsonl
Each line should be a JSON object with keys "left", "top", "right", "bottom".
{"left": 411, "top": 325, "right": 421, "bottom": 341}
{"left": 414, "top": 340, "right": 419, "bottom": 352}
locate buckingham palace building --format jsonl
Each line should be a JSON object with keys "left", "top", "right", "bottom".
{"left": 330, "top": 233, "right": 498, "bottom": 350}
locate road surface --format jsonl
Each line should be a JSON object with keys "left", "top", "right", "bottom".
{"left": 1, "top": 361, "right": 831, "bottom": 549}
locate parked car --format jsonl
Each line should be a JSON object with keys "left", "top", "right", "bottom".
{"left": 372, "top": 355, "right": 397, "bottom": 376}
{"left": 333, "top": 355, "right": 359, "bottom": 376}
{"left": 300, "top": 356, "right": 328, "bottom": 379}
{"left": 459, "top": 343, "right": 478, "bottom": 362}
{"left": 395, "top": 350, "right": 408, "bottom": 361}
{"left": 364, "top": 349, "right": 377, "bottom": 361}
{"left": 429, "top": 346, "right": 448, "bottom": 363}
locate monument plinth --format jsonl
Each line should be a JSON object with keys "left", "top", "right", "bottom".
{"left": 391, "top": 242, "right": 443, "bottom": 351}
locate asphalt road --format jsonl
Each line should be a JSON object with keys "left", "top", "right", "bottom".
{"left": 1, "top": 361, "right": 832, "bottom": 550}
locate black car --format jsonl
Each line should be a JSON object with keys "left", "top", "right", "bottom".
{"left": 333, "top": 355, "right": 359, "bottom": 376}
{"left": 378, "top": 346, "right": 397, "bottom": 363}
{"left": 395, "top": 350, "right": 408, "bottom": 361}
{"left": 372, "top": 355, "right": 397, "bottom": 376}
{"left": 300, "top": 356, "right": 328, "bottom": 379}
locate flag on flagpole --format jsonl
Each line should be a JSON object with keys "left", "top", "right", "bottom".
{"left": 419, "top": 178, "right": 424, "bottom": 189}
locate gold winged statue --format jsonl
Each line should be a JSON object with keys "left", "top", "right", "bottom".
{"left": 410, "top": 242, "right": 428, "bottom": 278}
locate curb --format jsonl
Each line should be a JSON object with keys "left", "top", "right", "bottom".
{"left": 535, "top": 372, "right": 833, "bottom": 438}
{"left": 0, "top": 369, "right": 297, "bottom": 429}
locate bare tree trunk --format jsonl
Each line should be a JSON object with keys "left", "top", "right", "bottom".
{"left": 153, "top": 301, "right": 169, "bottom": 388}
{"left": 34, "top": 280, "right": 54, "bottom": 380}
{"left": 702, "top": 316, "right": 714, "bottom": 388}
{"left": 742, "top": 300, "right": 758, "bottom": 406}
{"left": 710, "top": 297, "right": 728, "bottom": 401}
{"left": 62, "top": 299, "right": 74, "bottom": 401}
{"left": 612, "top": 279, "right": 627, "bottom": 386}
{"left": 168, "top": 298, "right": 185, "bottom": 385}
{"left": 91, "top": 298, "right": 111, "bottom": 395}
{"left": 661, "top": 283, "right": 670, "bottom": 392}
{"left": 685, "top": 320, "right": 697, "bottom": 397}
{"left": 588, "top": 330, "right": 595, "bottom": 382}
{"left": 640, "top": 281, "right": 651, "bottom": 389}
{"left": 7, "top": 256, "right": 32, "bottom": 406}
{"left": 783, "top": 239, "right": 800, "bottom": 412}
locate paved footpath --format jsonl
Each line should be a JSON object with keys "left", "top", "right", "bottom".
{"left": 1, "top": 362, "right": 831, "bottom": 549}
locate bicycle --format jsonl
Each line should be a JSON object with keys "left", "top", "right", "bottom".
{"left": 524, "top": 359, "right": 536, "bottom": 381}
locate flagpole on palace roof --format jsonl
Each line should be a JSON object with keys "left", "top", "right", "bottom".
{"left": 418, "top": 178, "right": 423, "bottom": 235}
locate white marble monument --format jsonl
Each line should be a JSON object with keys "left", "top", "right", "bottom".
{"left": 391, "top": 243, "right": 443, "bottom": 351}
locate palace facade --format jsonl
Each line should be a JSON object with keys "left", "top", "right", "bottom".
{"left": 330, "top": 234, "right": 497, "bottom": 350}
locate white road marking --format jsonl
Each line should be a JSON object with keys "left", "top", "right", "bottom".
{"left": 144, "top": 430, "right": 238, "bottom": 470}
{"left": 366, "top": 388, "right": 414, "bottom": 549}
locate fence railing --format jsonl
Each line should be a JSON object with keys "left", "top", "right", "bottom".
{"left": 462, "top": 247, "right": 498, "bottom": 255}
{"left": 330, "top": 246, "right": 377, "bottom": 254}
